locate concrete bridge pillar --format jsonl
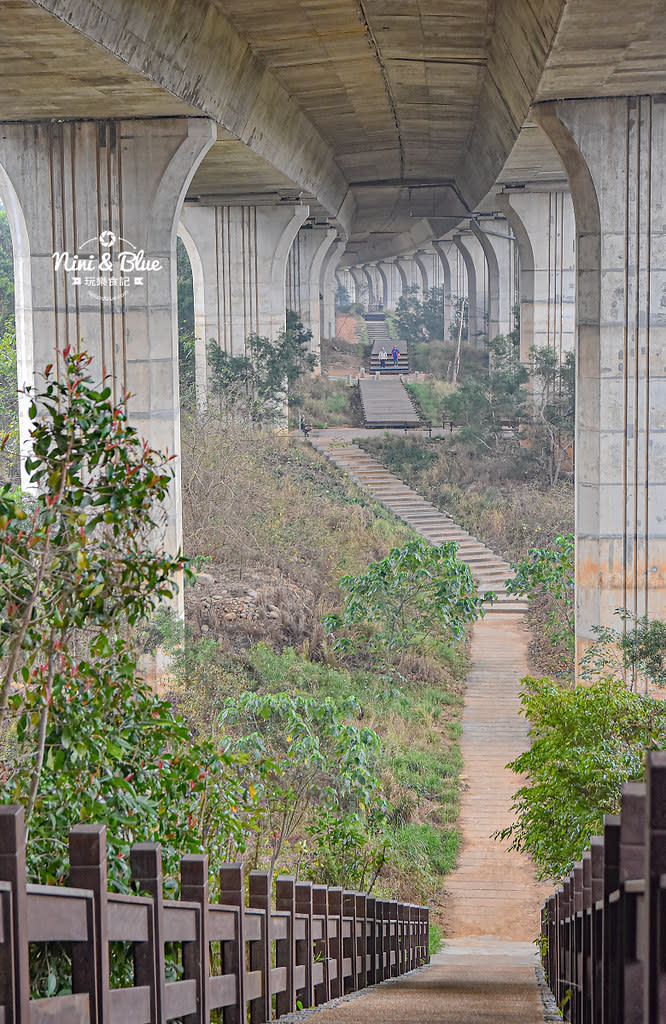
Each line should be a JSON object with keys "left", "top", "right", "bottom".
{"left": 432, "top": 240, "right": 456, "bottom": 341}
{"left": 179, "top": 201, "right": 309, "bottom": 365}
{"left": 286, "top": 223, "right": 336, "bottom": 362}
{"left": 473, "top": 216, "right": 518, "bottom": 340}
{"left": 348, "top": 267, "right": 367, "bottom": 308}
{"left": 453, "top": 234, "right": 483, "bottom": 343}
{"left": 413, "top": 251, "right": 437, "bottom": 293}
{"left": 377, "top": 261, "right": 402, "bottom": 310}
{"left": 374, "top": 263, "right": 389, "bottom": 310}
{"left": 395, "top": 257, "right": 421, "bottom": 293}
{"left": 468, "top": 220, "right": 501, "bottom": 340}
{"left": 536, "top": 96, "right": 666, "bottom": 652}
{"left": 497, "top": 189, "right": 575, "bottom": 364}
{"left": 359, "top": 266, "right": 376, "bottom": 309}
{"left": 320, "top": 238, "right": 345, "bottom": 341}
{"left": 0, "top": 116, "right": 215, "bottom": 574}
{"left": 363, "top": 264, "right": 384, "bottom": 311}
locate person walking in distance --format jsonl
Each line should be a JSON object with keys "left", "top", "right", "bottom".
{"left": 391, "top": 345, "right": 400, "bottom": 367}
{"left": 379, "top": 347, "right": 388, "bottom": 370}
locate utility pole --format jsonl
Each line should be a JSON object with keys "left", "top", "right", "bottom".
{"left": 451, "top": 298, "right": 466, "bottom": 385}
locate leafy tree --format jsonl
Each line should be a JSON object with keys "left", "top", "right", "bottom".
{"left": 443, "top": 333, "right": 528, "bottom": 454}
{"left": 528, "top": 345, "right": 575, "bottom": 485}
{"left": 208, "top": 311, "right": 316, "bottom": 425}
{"left": 506, "top": 534, "right": 575, "bottom": 657}
{"left": 421, "top": 286, "right": 446, "bottom": 340}
{"left": 176, "top": 235, "right": 194, "bottom": 337}
{"left": 0, "top": 321, "right": 18, "bottom": 484}
{"left": 394, "top": 285, "right": 426, "bottom": 344}
{"left": 394, "top": 286, "right": 446, "bottom": 344}
{"left": 324, "top": 538, "right": 487, "bottom": 669}
{"left": 220, "top": 691, "right": 386, "bottom": 888}
{"left": 335, "top": 283, "right": 352, "bottom": 313}
{"left": 178, "top": 328, "right": 197, "bottom": 406}
{"left": 580, "top": 608, "right": 666, "bottom": 692}
{"left": 497, "top": 675, "right": 666, "bottom": 880}
{"left": 0, "top": 348, "right": 250, "bottom": 885}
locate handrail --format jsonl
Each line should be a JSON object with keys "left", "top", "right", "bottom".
{"left": 540, "top": 750, "right": 666, "bottom": 1023}
{"left": 0, "top": 805, "right": 429, "bottom": 1023}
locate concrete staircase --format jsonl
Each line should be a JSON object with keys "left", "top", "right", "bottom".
{"left": 365, "top": 314, "right": 409, "bottom": 374}
{"left": 309, "top": 434, "right": 526, "bottom": 614}
{"left": 358, "top": 377, "right": 422, "bottom": 429}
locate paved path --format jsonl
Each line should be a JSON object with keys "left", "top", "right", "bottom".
{"left": 302, "top": 941, "right": 545, "bottom": 1023}
{"left": 306, "top": 430, "right": 551, "bottom": 1022}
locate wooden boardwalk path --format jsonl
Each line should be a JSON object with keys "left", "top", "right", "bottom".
{"left": 307, "top": 430, "right": 551, "bottom": 1023}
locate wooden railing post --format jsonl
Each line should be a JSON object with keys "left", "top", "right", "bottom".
{"left": 343, "top": 890, "right": 356, "bottom": 992}
{"left": 0, "top": 806, "right": 30, "bottom": 1024}
{"left": 180, "top": 853, "right": 210, "bottom": 1024}
{"left": 619, "top": 782, "right": 646, "bottom": 1024}
{"left": 581, "top": 850, "right": 592, "bottom": 1023}
{"left": 312, "top": 884, "right": 330, "bottom": 1005}
{"left": 645, "top": 751, "right": 666, "bottom": 1024}
{"left": 220, "top": 863, "right": 246, "bottom": 1024}
{"left": 366, "top": 896, "right": 377, "bottom": 985}
{"left": 589, "top": 836, "right": 604, "bottom": 1024}
{"left": 131, "top": 842, "right": 167, "bottom": 1024}
{"left": 295, "top": 880, "right": 314, "bottom": 1009}
{"left": 355, "top": 893, "right": 367, "bottom": 989}
{"left": 389, "top": 900, "right": 399, "bottom": 978}
{"left": 602, "top": 814, "right": 621, "bottom": 1023}
{"left": 69, "top": 823, "right": 109, "bottom": 1024}
{"left": 409, "top": 905, "right": 417, "bottom": 971}
{"left": 276, "top": 876, "right": 295, "bottom": 1016}
{"left": 249, "top": 870, "right": 272, "bottom": 1023}
{"left": 560, "top": 876, "right": 572, "bottom": 1019}
{"left": 572, "top": 861, "right": 583, "bottom": 1022}
{"left": 327, "top": 887, "right": 343, "bottom": 999}
{"left": 379, "top": 900, "right": 390, "bottom": 980}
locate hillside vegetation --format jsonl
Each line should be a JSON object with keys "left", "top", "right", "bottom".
{"left": 172, "top": 411, "right": 473, "bottom": 915}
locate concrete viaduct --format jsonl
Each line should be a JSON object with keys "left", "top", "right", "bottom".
{"left": 1, "top": 0, "right": 665, "bottom": 654}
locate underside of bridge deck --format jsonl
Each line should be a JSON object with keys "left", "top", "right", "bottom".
{"left": 0, "top": 0, "right": 665, "bottom": 642}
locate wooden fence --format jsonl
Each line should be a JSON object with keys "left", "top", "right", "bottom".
{"left": 540, "top": 749, "right": 666, "bottom": 1023}
{"left": 0, "top": 805, "right": 429, "bottom": 1023}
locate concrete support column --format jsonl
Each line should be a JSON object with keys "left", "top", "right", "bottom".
{"left": 473, "top": 216, "right": 518, "bottom": 339}
{"left": 349, "top": 267, "right": 367, "bottom": 308}
{"left": 363, "top": 264, "right": 384, "bottom": 310}
{"left": 337, "top": 267, "right": 356, "bottom": 304}
{"left": 409, "top": 254, "right": 426, "bottom": 294}
{"left": 415, "top": 249, "right": 442, "bottom": 293}
{"left": 396, "top": 257, "right": 421, "bottom": 293}
{"left": 497, "top": 189, "right": 575, "bottom": 363}
{"left": 180, "top": 201, "right": 308, "bottom": 362}
{"left": 374, "top": 263, "right": 389, "bottom": 310}
{"left": 469, "top": 220, "right": 500, "bottom": 339}
{"left": 377, "top": 261, "right": 402, "bottom": 309}
{"left": 0, "top": 116, "right": 215, "bottom": 571}
{"left": 536, "top": 96, "right": 666, "bottom": 652}
{"left": 432, "top": 240, "right": 454, "bottom": 339}
{"left": 453, "top": 234, "right": 483, "bottom": 342}
{"left": 360, "top": 266, "right": 376, "bottom": 309}
{"left": 320, "top": 238, "right": 345, "bottom": 341}
{"left": 286, "top": 223, "right": 336, "bottom": 361}
{"left": 391, "top": 259, "right": 409, "bottom": 300}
